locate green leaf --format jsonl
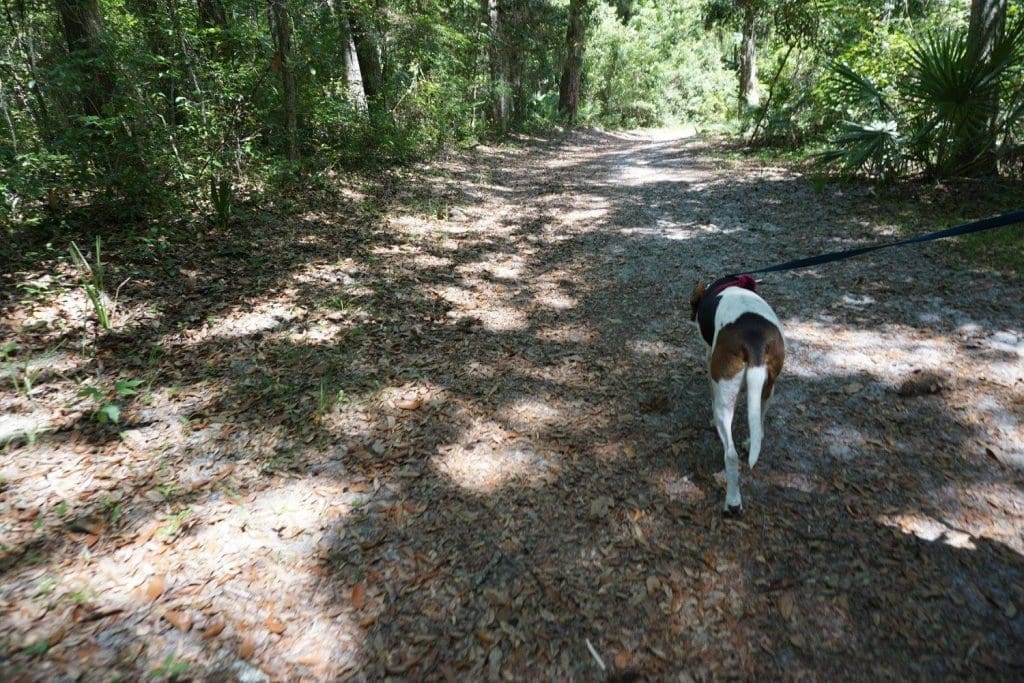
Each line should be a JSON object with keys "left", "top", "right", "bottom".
{"left": 114, "top": 379, "right": 143, "bottom": 396}
{"left": 97, "top": 404, "right": 121, "bottom": 424}
{"left": 78, "top": 386, "right": 102, "bottom": 400}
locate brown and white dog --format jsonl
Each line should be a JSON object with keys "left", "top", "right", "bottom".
{"left": 690, "top": 275, "right": 785, "bottom": 514}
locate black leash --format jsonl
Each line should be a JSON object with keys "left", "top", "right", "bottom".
{"left": 742, "top": 209, "right": 1024, "bottom": 275}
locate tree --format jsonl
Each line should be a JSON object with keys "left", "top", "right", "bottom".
{"left": 558, "top": 0, "right": 588, "bottom": 123}
{"left": 268, "top": 0, "right": 299, "bottom": 161}
{"left": 130, "top": 0, "right": 178, "bottom": 126}
{"left": 702, "top": 0, "right": 766, "bottom": 117}
{"left": 482, "top": 0, "right": 510, "bottom": 132}
{"left": 963, "top": 0, "right": 1008, "bottom": 174}
{"left": 198, "top": 0, "right": 228, "bottom": 29}
{"left": 344, "top": 1, "right": 385, "bottom": 121}
{"left": 737, "top": 0, "right": 759, "bottom": 114}
{"left": 55, "top": 0, "right": 113, "bottom": 117}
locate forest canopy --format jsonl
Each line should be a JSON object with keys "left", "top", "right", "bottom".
{"left": 1, "top": 0, "right": 1022, "bottom": 239}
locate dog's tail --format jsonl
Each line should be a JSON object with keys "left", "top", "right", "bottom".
{"left": 745, "top": 365, "right": 767, "bottom": 468}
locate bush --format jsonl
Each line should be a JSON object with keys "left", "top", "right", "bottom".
{"left": 820, "top": 16, "right": 1024, "bottom": 180}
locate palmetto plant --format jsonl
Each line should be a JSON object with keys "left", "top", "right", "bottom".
{"left": 908, "top": 20, "right": 1024, "bottom": 176}
{"left": 69, "top": 237, "right": 113, "bottom": 331}
{"left": 823, "top": 18, "right": 1024, "bottom": 180}
{"left": 210, "top": 175, "right": 233, "bottom": 229}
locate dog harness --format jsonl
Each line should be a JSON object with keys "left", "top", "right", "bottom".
{"left": 697, "top": 274, "right": 758, "bottom": 345}
{"left": 705, "top": 274, "right": 757, "bottom": 299}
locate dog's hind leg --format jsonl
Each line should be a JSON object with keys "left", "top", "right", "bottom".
{"left": 706, "top": 348, "right": 716, "bottom": 427}
{"left": 712, "top": 371, "right": 745, "bottom": 514}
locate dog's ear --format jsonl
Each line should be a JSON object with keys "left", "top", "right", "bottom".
{"left": 689, "top": 282, "right": 706, "bottom": 321}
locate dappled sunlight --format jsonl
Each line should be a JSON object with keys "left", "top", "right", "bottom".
{"left": 561, "top": 205, "right": 611, "bottom": 226}
{"left": 616, "top": 162, "right": 702, "bottom": 188}
{"left": 291, "top": 258, "right": 362, "bottom": 288}
{"left": 497, "top": 397, "right": 564, "bottom": 433}
{"left": 287, "top": 318, "right": 348, "bottom": 345}
{"left": 476, "top": 304, "right": 530, "bottom": 332}
{"left": 627, "top": 338, "right": 683, "bottom": 359}
{"left": 432, "top": 425, "right": 561, "bottom": 493}
{"left": 191, "top": 297, "right": 302, "bottom": 341}
{"left": 785, "top": 320, "right": 958, "bottom": 380}
{"left": 536, "top": 322, "right": 597, "bottom": 344}
{"left": 879, "top": 511, "right": 977, "bottom": 550}
{"left": 435, "top": 277, "right": 531, "bottom": 332}
{"left": 766, "top": 471, "right": 828, "bottom": 494}
{"left": 955, "top": 482, "right": 1024, "bottom": 552}
{"left": 468, "top": 254, "right": 527, "bottom": 281}
{"left": 0, "top": 411, "right": 52, "bottom": 445}
{"left": 618, "top": 221, "right": 742, "bottom": 240}
{"left": 4, "top": 128, "right": 1023, "bottom": 679}
{"left": 657, "top": 469, "right": 707, "bottom": 504}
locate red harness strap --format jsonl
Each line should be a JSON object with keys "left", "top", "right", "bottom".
{"left": 706, "top": 274, "right": 757, "bottom": 299}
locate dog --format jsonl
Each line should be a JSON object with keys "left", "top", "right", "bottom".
{"left": 690, "top": 274, "right": 785, "bottom": 515}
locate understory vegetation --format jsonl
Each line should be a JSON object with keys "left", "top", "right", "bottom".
{"left": 1, "top": 0, "right": 1022, "bottom": 253}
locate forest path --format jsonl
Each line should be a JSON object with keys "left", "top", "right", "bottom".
{"left": 2, "top": 129, "right": 1023, "bottom": 680}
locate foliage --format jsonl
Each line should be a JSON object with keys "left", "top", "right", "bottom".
{"left": 0, "top": 0, "right": 554, "bottom": 241}
{"left": 820, "top": 15, "right": 1024, "bottom": 180}
{"left": 584, "top": 0, "right": 733, "bottom": 128}
{"left": 0, "top": 0, "right": 1021, "bottom": 244}
{"left": 68, "top": 237, "right": 114, "bottom": 331}
{"left": 77, "top": 377, "right": 144, "bottom": 425}
{"left": 209, "top": 176, "right": 233, "bottom": 229}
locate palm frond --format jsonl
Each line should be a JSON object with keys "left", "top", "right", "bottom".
{"left": 818, "top": 119, "right": 904, "bottom": 180}
{"left": 828, "top": 61, "right": 895, "bottom": 117}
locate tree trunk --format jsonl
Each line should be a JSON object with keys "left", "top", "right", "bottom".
{"left": 55, "top": 0, "right": 112, "bottom": 117}
{"left": 268, "top": 0, "right": 299, "bottom": 161}
{"left": 130, "top": 0, "right": 178, "bottom": 126}
{"left": 5, "top": 2, "right": 53, "bottom": 137}
{"left": 332, "top": 4, "right": 351, "bottom": 92}
{"left": 558, "top": 0, "right": 587, "bottom": 124}
{"left": 967, "top": 0, "right": 1007, "bottom": 63}
{"left": 738, "top": 1, "right": 759, "bottom": 116}
{"left": 482, "top": 0, "right": 510, "bottom": 132}
{"left": 345, "top": 3, "right": 385, "bottom": 120}
{"left": 964, "top": 0, "right": 1007, "bottom": 175}
{"left": 507, "top": 0, "right": 527, "bottom": 127}
{"left": 197, "top": 0, "right": 228, "bottom": 28}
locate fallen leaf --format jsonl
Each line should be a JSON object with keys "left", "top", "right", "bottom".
{"left": 295, "top": 651, "right": 326, "bottom": 667}
{"left": 204, "top": 616, "right": 226, "bottom": 638}
{"left": 351, "top": 581, "right": 367, "bottom": 610}
{"left": 163, "top": 610, "right": 192, "bottom": 633}
{"left": 778, "top": 592, "right": 794, "bottom": 620}
{"left": 265, "top": 616, "right": 286, "bottom": 634}
{"left": 395, "top": 397, "right": 422, "bottom": 410}
{"left": 239, "top": 636, "right": 256, "bottom": 659}
{"left": 146, "top": 575, "right": 165, "bottom": 601}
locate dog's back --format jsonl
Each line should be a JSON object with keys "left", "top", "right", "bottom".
{"left": 690, "top": 277, "right": 785, "bottom": 512}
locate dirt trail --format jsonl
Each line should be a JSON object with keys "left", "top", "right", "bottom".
{"left": 2, "top": 129, "right": 1023, "bottom": 681}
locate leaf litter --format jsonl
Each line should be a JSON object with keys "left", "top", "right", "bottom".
{"left": 1, "top": 129, "right": 1023, "bottom": 680}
